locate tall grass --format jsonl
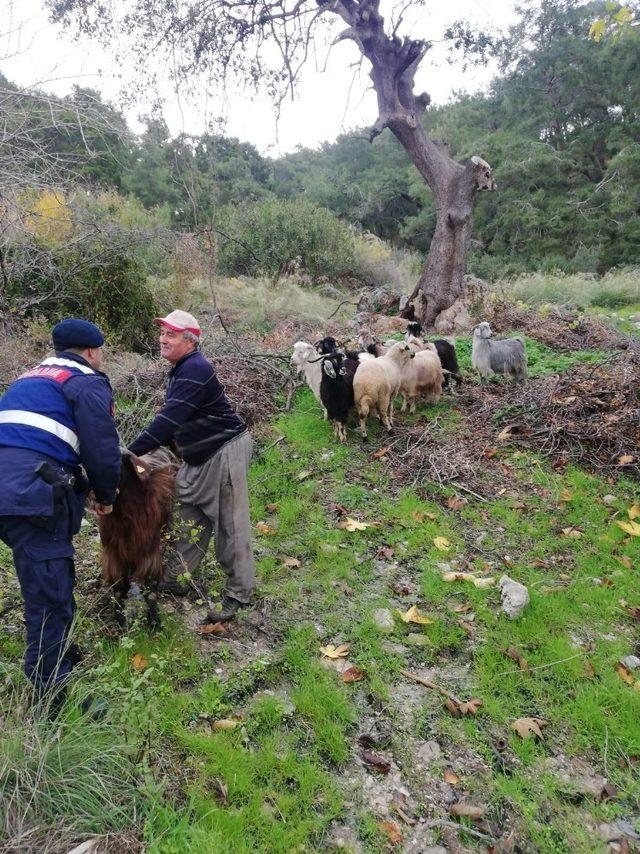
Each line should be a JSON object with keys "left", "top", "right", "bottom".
{"left": 497, "top": 266, "right": 640, "bottom": 310}
{"left": 0, "top": 667, "right": 143, "bottom": 853}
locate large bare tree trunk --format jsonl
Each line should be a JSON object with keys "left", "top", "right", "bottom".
{"left": 325, "top": 0, "right": 496, "bottom": 326}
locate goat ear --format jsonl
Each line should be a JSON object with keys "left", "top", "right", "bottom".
{"left": 323, "top": 360, "right": 336, "bottom": 378}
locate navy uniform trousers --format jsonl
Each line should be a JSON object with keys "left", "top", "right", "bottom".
{"left": 0, "top": 490, "right": 84, "bottom": 695}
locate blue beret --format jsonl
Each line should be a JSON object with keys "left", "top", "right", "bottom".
{"left": 52, "top": 318, "right": 105, "bottom": 351}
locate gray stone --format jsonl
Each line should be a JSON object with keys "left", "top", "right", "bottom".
{"left": 373, "top": 608, "right": 395, "bottom": 633}
{"left": 620, "top": 655, "right": 640, "bottom": 671}
{"left": 406, "top": 633, "right": 431, "bottom": 647}
{"left": 325, "top": 824, "right": 362, "bottom": 851}
{"left": 603, "top": 494, "right": 617, "bottom": 506}
{"left": 544, "top": 755, "right": 606, "bottom": 798}
{"left": 382, "top": 641, "right": 408, "bottom": 656}
{"left": 416, "top": 740, "right": 441, "bottom": 765}
{"left": 499, "top": 574, "right": 530, "bottom": 619}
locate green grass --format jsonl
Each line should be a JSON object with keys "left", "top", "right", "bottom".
{"left": 2, "top": 374, "right": 640, "bottom": 851}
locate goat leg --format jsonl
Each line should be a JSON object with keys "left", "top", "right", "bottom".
{"left": 144, "top": 582, "right": 161, "bottom": 632}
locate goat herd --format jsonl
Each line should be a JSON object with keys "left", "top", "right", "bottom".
{"left": 290, "top": 321, "right": 528, "bottom": 442}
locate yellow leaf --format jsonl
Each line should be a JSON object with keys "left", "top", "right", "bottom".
{"left": 560, "top": 489, "right": 572, "bottom": 502}
{"left": 628, "top": 504, "right": 640, "bottom": 520}
{"left": 589, "top": 18, "right": 606, "bottom": 42}
{"left": 256, "top": 521, "right": 278, "bottom": 536}
{"left": 212, "top": 719, "right": 238, "bottom": 730}
{"left": 511, "top": 717, "right": 548, "bottom": 740}
{"left": 398, "top": 605, "right": 434, "bottom": 625}
{"left": 618, "top": 455, "right": 634, "bottom": 466}
{"left": 616, "top": 520, "right": 640, "bottom": 537}
{"left": 442, "top": 571, "right": 475, "bottom": 583}
{"left": 616, "top": 662, "right": 636, "bottom": 686}
{"left": 131, "top": 653, "right": 148, "bottom": 670}
{"left": 320, "top": 643, "right": 351, "bottom": 659}
{"left": 472, "top": 576, "right": 495, "bottom": 589}
{"left": 433, "top": 536, "right": 451, "bottom": 551}
{"left": 282, "top": 557, "right": 301, "bottom": 568}
{"left": 497, "top": 425, "right": 513, "bottom": 442}
{"left": 338, "top": 517, "right": 371, "bottom": 532}
{"left": 444, "top": 767, "right": 459, "bottom": 785}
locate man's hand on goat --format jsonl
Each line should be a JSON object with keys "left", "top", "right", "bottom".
{"left": 93, "top": 503, "right": 113, "bottom": 516}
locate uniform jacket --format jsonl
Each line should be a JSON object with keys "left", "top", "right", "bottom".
{"left": 0, "top": 352, "right": 121, "bottom": 514}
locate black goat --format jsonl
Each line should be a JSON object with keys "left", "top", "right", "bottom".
{"left": 404, "top": 322, "right": 462, "bottom": 389}
{"left": 319, "top": 351, "right": 355, "bottom": 442}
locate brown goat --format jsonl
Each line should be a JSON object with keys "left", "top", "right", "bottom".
{"left": 99, "top": 450, "right": 175, "bottom": 627}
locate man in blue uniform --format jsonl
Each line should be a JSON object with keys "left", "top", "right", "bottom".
{"left": 0, "top": 318, "right": 121, "bottom": 707}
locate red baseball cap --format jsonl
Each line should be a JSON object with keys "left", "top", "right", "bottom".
{"left": 154, "top": 310, "right": 201, "bottom": 337}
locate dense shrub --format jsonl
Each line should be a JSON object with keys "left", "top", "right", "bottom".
{"left": 218, "top": 197, "right": 355, "bottom": 282}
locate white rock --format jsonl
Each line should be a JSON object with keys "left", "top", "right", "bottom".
{"left": 499, "top": 574, "right": 530, "bottom": 619}
{"left": 620, "top": 655, "right": 640, "bottom": 671}
{"left": 372, "top": 608, "right": 395, "bottom": 633}
{"left": 603, "top": 494, "right": 617, "bottom": 506}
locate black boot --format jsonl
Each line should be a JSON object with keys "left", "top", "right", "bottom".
{"left": 205, "top": 595, "right": 247, "bottom": 623}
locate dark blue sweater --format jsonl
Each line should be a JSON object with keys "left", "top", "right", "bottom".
{"left": 129, "top": 350, "right": 246, "bottom": 465}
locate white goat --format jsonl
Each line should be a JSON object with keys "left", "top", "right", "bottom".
{"left": 353, "top": 341, "right": 414, "bottom": 439}
{"left": 400, "top": 345, "right": 444, "bottom": 412}
{"left": 471, "top": 322, "right": 527, "bottom": 383}
{"left": 290, "top": 341, "right": 327, "bottom": 417}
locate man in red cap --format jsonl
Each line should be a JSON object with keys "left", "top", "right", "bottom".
{"left": 129, "top": 310, "right": 254, "bottom": 621}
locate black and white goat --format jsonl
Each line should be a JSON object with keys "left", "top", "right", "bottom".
{"left": 318, "top": 351, "right": 354, "bottom": 442}
{"left": 404, "top": 322, "right": 462, "bottom": 389}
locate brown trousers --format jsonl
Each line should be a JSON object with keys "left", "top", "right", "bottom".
{"left": 169, "top": 431, "right": 255, "bottom": 603}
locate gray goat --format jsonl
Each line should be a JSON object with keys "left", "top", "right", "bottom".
{"left": 471, "top": 321, "right": 527, "bottom": 383}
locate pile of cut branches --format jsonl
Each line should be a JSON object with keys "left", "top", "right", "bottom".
{"left": 490, "top": 301, "right": 632, "bottom": 353}
{"left": 469, "top": 351, "right": 640, "bottom": 478}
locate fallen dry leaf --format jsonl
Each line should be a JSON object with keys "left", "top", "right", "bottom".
{"left": 282, "top": 557, "right": 301, "bottom": 568}
{"left": 338, "top": 517, "right": 371, "bottom": 532}
{"left": 618, "top": 455, "right": 634, "bottom": 466}
{"left": 450, "top": 802, "right": 486, "bottom": 820}
{"left": 296, "top": 469, "right": 312, "bottom": 480}
{"left": 562, "top": 527, "right": 583, "bottom": 538}
{"left": 212, "top": 777, "right": 228, "bottom": 804}
{"left": 504, "top": 647, "right": 527, "bottom": 667}
{"left": 444, "top": 767, "right": 459, "bottom": 785}
{"left": 376, "top": 545, "right": 395, "bottom": 560}
{"left": 616, "top": 661, "right": 636, "bottom": 686}
{"left": 459, "top": 698, "right": 483, "bottom": 716}
{"left": 560, "top": 489, "right": 572, "bottom": 502}
{"left": 473, "top": 576, "right": 495, "bottom": 589}
{"left": 198, "top": 622, "right": 228, "bottom": 636}
{"left": 377, "top": 820, "right": 403, "bottom": 844}
{"left": 585, "top": 660, "right": 596, "bottom": 678}
{"left": 511, "top": 717, "right": 548, "bottom": 740}
{"left": 458, "top": 620, "right": 474, "bottom": 638}
{"left": 442, "top": 571, "right": 474, "bottom": 582}
{"left": 433, "top": 536, "right": 451, "bottom": 551}
{"left": 361, "top": 749, "right": 391, "bottom": 774}
{"left": 342, "top": 666, "right": 366, "bottom": 683}
{"left": 398, "top": 605, "right": 434, "bottom": 625}
{"left": 372, "top": 446, "right": 390, "bottom": 459}
{"left": 256, "top": 521, "right": 278, "bottom": 536}
{"left": 616, "top": 520, "right": 640, "bottom": 537}
{"left": 483, "top": 447, "right": 498, "bottom": 459}
{"left": 131, "top": 653, "right": 148, "bottom": 670}
{"left": 446, "top": 495, "right": 468, "bottom": 511}
{"left": 618, "top": 555, "right": 633, "bottom": 570}
{"left": 497, "top": 425, "right": 514, "bottom": 442}
{"left": 320, "top": 643, "right": 351, "bottom": 659}
{"left": 627, "top": 606, "right": 640, "bottom": 621}
{"left": 212, "top": 719, "right": 238, "bottom": 731}
{"left": 265, "top": 502, "right": 278, "bottom": 513}
{"left": 628, "top": 504, "right": 640, "bottom": 520}
{"left": 451, "top": 602, "right": 472, "bottom": 613}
